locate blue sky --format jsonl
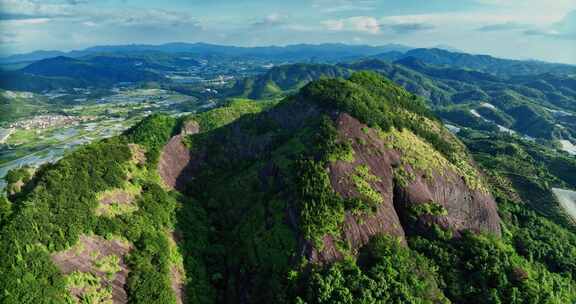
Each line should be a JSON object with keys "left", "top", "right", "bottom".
{"left": 0, "top": 0, "right": 575, "bottom": 64}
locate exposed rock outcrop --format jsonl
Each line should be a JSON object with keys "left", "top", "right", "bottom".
{"left": 158, "top": 121, "right": 200, "bottom": 190}
{"left": 51, "top": 235, "right": 132, "bottom": 304}
{"left": 307, "top": 113, "right": 501, "bottom": 263}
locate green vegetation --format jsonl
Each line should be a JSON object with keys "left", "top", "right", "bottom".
{"left": 126, "top": 231, "right": 176, "bottom": 304}
{"left": 339, "top": 58, "right": 576, "bottom": 141}
{"left": 94, "top": 254, "right": 121, "bottom": 279}
{"left": 302, "top": 72, "right": 485, "bottom": 191}
{"left": 382, "top": 127, "right": 486, "bottom": 191}
{"left": 125, "top": 113, "right": 178, "bottom": 167}
{"left": 296, "top": 159, "right": 346, "bottom": 248}
{"left": 0, "top": 113, "right": 195, "bottom": 303}
{"left": 94, "top": 181, "right": 187, "bottom": 304}
{"left": 5, "top": 166, "right": 34, "bottom": 196}
{"left": 0, "top": 139, "right": 130, "bottom": 303}
{"left": 409, "top": 230, "right": 576, "bottom": 304}
{"left": 229, "top": 63, "right": 352, "bottom": 99}
{"left": 299, "top": 236, "right": 449, "bottom": 304}
{"left": 301, "top": 71, "right": 454, "bottom": 158}
{"left": 317, "top": 116, "right": 355, "bottom": 163}
{"left": 348, "top": 165, "right": 382, "bottom": 214}
{"left": 188, "top": 98, "right": 274, "bottom": 133}
{"left": 408, "top": 202, "right": 448, "bottom": 219}
{"left": 0, "top": 195, "right": 11, "bottom": 226}
{"left": 4, "top": 166, "right": 32, "bottom": 184}
{"left": 65, "top": 271, "right": 113, "bottom": 304}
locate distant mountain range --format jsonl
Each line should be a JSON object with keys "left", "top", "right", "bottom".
{"left": 372, "top": 48, "right": 576, "bottom": 77}
{"left": 0, "top": 42, "right": 413, "bottom": 64}
{"left": 2, "top": 43, "right": 573, "bottom": 94}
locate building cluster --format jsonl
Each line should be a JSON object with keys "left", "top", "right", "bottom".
{"left": 8, "top": 115, "right": 95, "bottom": 130}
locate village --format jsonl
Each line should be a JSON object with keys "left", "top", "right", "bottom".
{"left": 7, "top": 114, "right": 95, "bottom": 131}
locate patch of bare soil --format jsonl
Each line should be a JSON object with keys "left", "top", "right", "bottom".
{"left": 98, "top": 190, "right": 136, "bottom": 206}
{"left": 171, "top": 266, "right": 186, "bottom": 304}
{"left": 96, "top": 189, "right": 138, "bottom": 216}
{"left": 128, "top": 143, "right": 146, "bottom": 165}
{"left": 52, "top": 235, "right": 132, "bottom": 304}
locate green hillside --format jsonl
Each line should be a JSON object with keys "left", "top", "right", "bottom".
{"left": 2, "top": 72, "right": 576, "bottom": 303}
{"left": 228, "top": 63, "right": 351, "bottom": 99}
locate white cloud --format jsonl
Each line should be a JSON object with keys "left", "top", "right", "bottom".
{"left": 475, "top": 0, "right": 575, "bottom": 12}
{"left": 1, "top": 17, "right": 51, "bottom": 25}
{"left": 82, "top": 20, "right": 96, "bottom": 27}
{"left": 348, "top": 16, "right": 380, "bottom": 34}
{"left": 312, "top": 0, "right": 376, "bottom": 13}
{"left": 251, "top": 13, "right": 288, "bottom": 28}
{"left": 321, "top": 19, "right": 344, "bottom": 31}
{"left": 524, "top": 10, "right": 576, "bottom": 40}
{"left": 322, "top": 16, "right": 380, "bottom": 34}
{"left": 322, "top": 16, "right": 435, "bottom": 35}
{"left": 0, "top": 0, "right": 73, "bottom": 20}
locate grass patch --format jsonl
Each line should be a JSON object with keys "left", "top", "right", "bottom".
{"left": 347, "top": 165, "right": 382, "bottom": 214}
{"left": 65, "top": 271, "right": 113, "bottom": 304}
{"left": 380, "top": 127, "right": 486, "bottom": 192}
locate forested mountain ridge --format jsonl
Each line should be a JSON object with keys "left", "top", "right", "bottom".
{"left": 228, "top": 63, "right": 352, "bottom": 99}
{"left": 21, "top": 56, "right": 166, "bottom": 85}
{"left": 373, "top": 48, "right": 576, "bottom": 77}
{"left": 229, "top": 59, "right": 576, "bottom": 142}
{"left": 2, "top": 72, "right": 576, "bottom": 303}
{"left": 0, "top": 42, "right": 413, "bottom": 65}
{"left": 0, "top": 55, "right": 167, "bottom": 92}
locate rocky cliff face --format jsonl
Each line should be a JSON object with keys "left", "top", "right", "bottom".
{"left": 305, "top": 113, "right": 500, "bottom": 264}
{"left": 158, "top": 121, "right": 199, "bottom": 190}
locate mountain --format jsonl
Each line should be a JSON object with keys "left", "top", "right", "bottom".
{"left": 374, "top": 48, "right": 576, "bottom": 77}
{"left": 2, "top": 72, "right": 576, "bottom": 303}
{"left": 228, "top": 63, "right": 352, "bottom": 99}
{"left": 0, "top": 55, "right": 167, "bottom": 92}
{"left": 21, "top": 56, "right": 166, "bottom": 85}
{"left": 227, "top": 59, "right": 576, "bottom": 141}
{"left": 0, "top": 42, "right": 414, "bottom": 64}
{"left": 0, "top": 69, "right": 87, "bottom": 93}
{"left": 0, "top": 50, "right": 68, "bottom": 64}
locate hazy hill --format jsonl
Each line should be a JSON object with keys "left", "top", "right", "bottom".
{"left": 228, "top": 63, "right": 352, "bottom": 99}
{"left": 375, "top": 48, "right": 576, "bottom": 77}
{"left": 0, "top": 90, "right": 48, "bottom": 124}
{"left": 21, "top": 56, "right": 165, "bottom": 85}
{"left": 0, "top": 42, "right": 413, "bottom": 64}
